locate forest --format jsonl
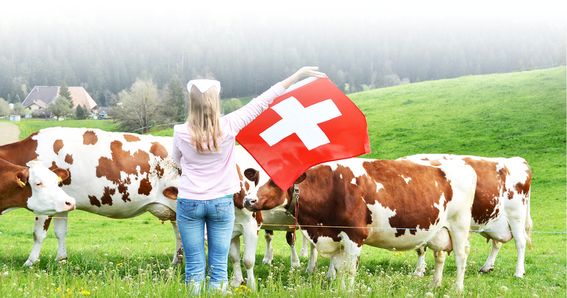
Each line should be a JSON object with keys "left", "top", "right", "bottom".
{"left": 0, "top": 16, "right": 564, "bottom": 106}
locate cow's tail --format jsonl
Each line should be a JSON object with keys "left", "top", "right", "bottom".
{"left": 525, "top": 192, "right": 533, "bottom": 249}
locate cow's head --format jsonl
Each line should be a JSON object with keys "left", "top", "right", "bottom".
{"left": 244, "top": 173, "right": 306, "bottom": 212}
{"left": 25, "top": 161, "right": 76, "bottom": 215}
{"left": 233, "top": 167, "right": 262, "bottom": 209}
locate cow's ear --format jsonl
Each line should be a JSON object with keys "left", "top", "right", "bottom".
{"left": 163, "top": 186, "right": 179, "bottom": 200}
{"left": 51, "top": 168, "right": 69, "bottom": 183}
{"left": 244, "top": 168, "right": 259, "bottom": 185}
{"left": 16, "top": 168, "right": 29, "bottom": 188}
{"left": 294, "top": 173, "right": 307, "bottom": 184}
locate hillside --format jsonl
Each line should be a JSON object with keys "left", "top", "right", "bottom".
{"left": 353, "top": 66, "right": 566, "bottom": 230}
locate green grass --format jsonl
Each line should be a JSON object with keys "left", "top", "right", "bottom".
{"left": 0, "top": 67, "right": 565, "bottom": 297}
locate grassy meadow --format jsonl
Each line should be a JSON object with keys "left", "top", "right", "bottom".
{"left": 0, "top": 67, "right": 565, "bottom": 297}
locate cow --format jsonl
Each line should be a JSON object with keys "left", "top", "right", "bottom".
{"left": 229, "top": 149, "right": 316, "bottom": 290}
{"left": 0, "top": 127, "right": 181, "bottom": 266}
{"left": 401, "top": 154, "right": 532, "bottom": 278}
{"left": 243, "top": 158, "right": 477, "bottom": 291}
{"left": 0, "top": 158, "right": 76, "bottom": 215}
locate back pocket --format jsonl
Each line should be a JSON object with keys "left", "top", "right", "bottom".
{"left": 215, "top": 201, "right": 234, "bottom": 221}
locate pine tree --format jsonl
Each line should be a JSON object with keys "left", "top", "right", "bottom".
{"left": 75, "top": 105, "right": 88, "bottom": 119}
{"left": 59, "top": 81, "right": 72, "bottom": 101}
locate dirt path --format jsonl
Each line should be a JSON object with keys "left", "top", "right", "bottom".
{"left": 0, "top": 122, "right": 20, "bottom": 145}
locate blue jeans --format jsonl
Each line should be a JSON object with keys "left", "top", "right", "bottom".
{"left": 176, "top": 195, "right": 235, "bottom": 292}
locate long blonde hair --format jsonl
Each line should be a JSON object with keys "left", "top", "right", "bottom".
{"left": 187, "top": 85, "right": 222, "bottom": 153}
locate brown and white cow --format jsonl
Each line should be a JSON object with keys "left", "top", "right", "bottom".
{"left": 244, "top": 158, "right": 477, "bottom": 290}
{"left": 0, "top": 158, "right": 76, "bottom": 215}
{"left": 402, "top": 154, "right": 532, "bottom": 278}
{"left": 0, "top": 127, "right": 181, "bottom": 266}
{"left": 229, "top": 149, "right": 315, "bottom": 290}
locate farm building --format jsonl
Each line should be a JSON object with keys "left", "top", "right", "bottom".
{"left": 22, "top": 86, "right": 97, "bottom": 111}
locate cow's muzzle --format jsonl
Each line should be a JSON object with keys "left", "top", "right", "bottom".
{"left": 243, "top": 197, "right": 258, "bottom": 210}
{"left": 64, "top": 200, "right": 76, "bottom": 211}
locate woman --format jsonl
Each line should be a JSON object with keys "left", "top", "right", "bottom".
{"left": 172, "top": 66, "right": 326, "bottom": 294}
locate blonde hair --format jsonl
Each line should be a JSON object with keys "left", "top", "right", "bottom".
{"left": 187, "top": 85, "right": 222, "bottom": 153}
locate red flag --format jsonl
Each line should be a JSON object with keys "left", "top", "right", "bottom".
{"left": 236, "top": 78, "right": 370, "bottom": 190}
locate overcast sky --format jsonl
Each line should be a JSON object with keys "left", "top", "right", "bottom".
{"left": 2, "top": 0, "right": 565, "bottom": 29}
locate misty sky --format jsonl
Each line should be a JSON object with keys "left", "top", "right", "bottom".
{"left": 2, "top": 0, "right": 565, "bottom": 33}
{"left": 0, "top": 0, "right": 564, "bottom": 101}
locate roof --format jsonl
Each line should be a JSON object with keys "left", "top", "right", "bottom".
{"left": 21, "top": 86, "right": 59, "bottom": 107}
{"left": 69, "top": 87, "right": 97, "bottom": 110}
{"left": 22, "top": 86, "right": 97, "bottom": 110}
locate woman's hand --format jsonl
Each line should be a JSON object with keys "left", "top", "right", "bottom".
{"left": 281, "top": 66, "right": 327, "bottom": 89}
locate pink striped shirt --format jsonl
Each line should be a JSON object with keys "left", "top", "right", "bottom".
{"left": 172, "top": 83, "right": 285, "bottom": 200}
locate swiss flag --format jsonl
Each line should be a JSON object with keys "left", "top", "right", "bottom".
{"left": 236, "top": 78, "right": 370, "bottom": 190}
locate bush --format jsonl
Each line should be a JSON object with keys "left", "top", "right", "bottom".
{"left": 48, "top": 96, "right": 73, "bottom": 118}
{"left": 0, "top": 97, "right": 10, "bottom": 116}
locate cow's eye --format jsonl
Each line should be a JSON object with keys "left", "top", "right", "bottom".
{"left": 35, "top": 182, "right": 43, "bottom": 187}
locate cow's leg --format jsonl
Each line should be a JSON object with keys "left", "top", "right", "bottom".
{"left": 431, "top": 250, "right": 447, "bottom": 288}
{"left": 24, "top": 216, "right": 52, "bottom": 267}
{"left": 509, "top": 218, "right": 527, "bottom": 278}
{"left": 479, "top": 239, "right": 502, "bottom": 273}
{"left": 171, "top": 221, "right": 184, "bottom": 265}
{"left": 449, "top": 226, "right": 470, "bottom": 292}
{"left": 262, "top": 230, "right": 274, "bottom": 265}
{"left": 306, "top": 242, "right": 318, "bottom": 274}
{"left": 229, "top": 236, "right": 244, "bottom": 287}
{"left": 299, "top": 233, "right": 310, "bottom": 257}
{"left": 327, "top": 255, "right": 337, "bottom": 279}
{"left": 53, "top": 212, "right": 69, "bottom": 262}
{"left": 242, "top": 225, "right": 258, "bottom": 290}
{"left": 333, "top": 239, "right": 361, "bottom": 290}
{"left": 414, "top": 246, "right": 427, "bottom": 277}
{"left": 286, "top": 231, "right": 301, "bottom": 268}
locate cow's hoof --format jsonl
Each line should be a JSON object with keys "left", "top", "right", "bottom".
{"left": 326, "top": 270, "right": 336, "bottom": 280}
{"left": 454, "top": 284, "right": 464, "bottom": 292}
{"left": 171, "top": 257, "right": 183, "bottom": 266}
{"left": 246, "top": 280, "right": 257, "bottom": 292}
{"left": 479, "top": 266, "right": 494, "bottom": 273}
{"left": 291, "top": 260, "right": 301, "bottom": 268}
{"left": 230, "top": 278, "right": 244, "bottom": 288}
{"left": 413, "top": 271, "right": 425, "bottom": 277}
{"left": 262, "top": 258, "right": 272, "bottom": 265}
{"left": 57, "top": 258, "right": 68, "bottom": 264}
{"left": 23, "top": 260, "right": 36, "bottom": 267}
{"left": 514, "top": 273, "right": 524, "bottom": 278}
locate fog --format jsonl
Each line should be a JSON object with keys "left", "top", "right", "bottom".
{"left": 1, "top": 0, "right": 565, "bottom": 104}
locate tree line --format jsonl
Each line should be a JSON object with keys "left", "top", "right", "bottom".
{"left": 0, "top": 19, "right": 564, "bottom": 109}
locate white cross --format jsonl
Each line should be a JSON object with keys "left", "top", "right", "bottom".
{"left": 259, "top": 97, "right": 342, "bottom": 150}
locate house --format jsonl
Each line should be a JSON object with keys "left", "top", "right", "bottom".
{"left": 22, "top": 86, "right": 97, "bottom": 111}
